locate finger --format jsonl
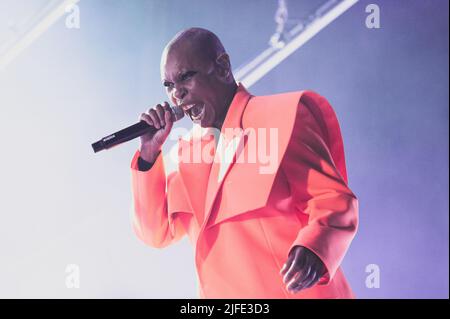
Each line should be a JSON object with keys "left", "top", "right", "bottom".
{"left": 280, "top": 249, "right": 297, "bottom": 276}
{"left": 283, "top": 258, "right": 300, "bottom": 284}
{"left": 291, "top": 270, "right": 318, "bottom": 294}
{"left": 147, "top": 109, "right": 161, "bottom": 129}
{"left": 294, "top": 266, "right": 314, "bottom": 291}
{"left": 280, "top": 248, "right": 298, "bottom": 275}
{"left": 287, "top": 265, "right": 311, "bottom": 292}
{"left": 162, "top": 108, "right": 173, "bottom": 133}
{"left": 140, "top": 113, "right": 154, "bottom": 126}
{"left": 162, "top": 102, "right": 173, "bottom": 124}
{"left": 303, "top": 271, "right": 319, "bottom": 290}
{"left": 155, "top": 104, "right": 165, "bottom": 127}
{"left": 286, "top": 271, "right": 301, "bottom": 291}
{"left": 162, "top": 101, "right": 171, "bottom": 111}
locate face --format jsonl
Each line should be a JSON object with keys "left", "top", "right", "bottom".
{"left": 161, "top": 43, "right": 231, "bottom": 128}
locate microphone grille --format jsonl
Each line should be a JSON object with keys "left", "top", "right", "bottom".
{"left": 171, "top": 105, "right": 185, "bottom": 121}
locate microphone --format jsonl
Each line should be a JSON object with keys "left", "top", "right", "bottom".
{"left": 91, "top": 105, "right": 184, "bottom": 153}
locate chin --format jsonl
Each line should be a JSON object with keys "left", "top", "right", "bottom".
{"left": 199, "top": 121, "right": 210, "bottom": 128}
{"left": 199, "top": 111, "right": 212, "bottom": 127}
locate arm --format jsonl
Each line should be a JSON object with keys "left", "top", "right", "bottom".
{"left": 130, "top": 150, "right": 186, "bottom": 248}
{"left": 280, "top": 98, "right": 359, "bottom": 291}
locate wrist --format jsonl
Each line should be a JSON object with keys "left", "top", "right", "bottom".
{"left": 139, "top": 146, "right": 160, "bottom": 164}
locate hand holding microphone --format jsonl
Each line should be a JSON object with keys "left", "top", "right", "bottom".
{"left": 91, "top": 102, "right": 184, "bottom": 159}
{"left": 139, "top": 102, "right": 178, "bottom": 163}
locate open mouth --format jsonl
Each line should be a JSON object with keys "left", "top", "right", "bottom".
{"left": 185, "top": 103, "right": 205, "bottom": 122}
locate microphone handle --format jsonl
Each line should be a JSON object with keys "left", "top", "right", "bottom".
{"left": 92, "top": 121, "right": 157, "bottom": 153}
{"left": 92, "top": 105, "right": 184, "bottom": 153}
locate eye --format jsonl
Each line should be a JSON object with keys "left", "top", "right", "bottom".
{"left": 181, "top": 71, "right": 197, "bottom": 81}
{"left": 163, "top": 81, "right": 173, "bottom": 89}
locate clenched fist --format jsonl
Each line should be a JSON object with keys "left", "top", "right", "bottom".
{"left": 280, "top": 245, "right": 326, "bottom": 294}
{"left": 138, "top": 102, "right": 175, "bottom": 163}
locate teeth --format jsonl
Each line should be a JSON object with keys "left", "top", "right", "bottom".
{"left": 190, "top": 105, "right": 205, "bottom": 121}
{"left": 182, "top": 103, "right": 205, "bottom": 121}
{"left": 184, "top": 104, "right": 196, "bottom": 113}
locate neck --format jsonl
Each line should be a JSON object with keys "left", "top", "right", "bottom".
{"left": 212, "top": 81, "right": 238, "bottom": 130}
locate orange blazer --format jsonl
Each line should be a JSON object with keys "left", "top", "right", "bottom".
{"left": 130, "top": 84, "right": 358, "bottom": 298}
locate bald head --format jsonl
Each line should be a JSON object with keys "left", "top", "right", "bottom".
{"left": 164, "top": 28, "right": 226, "bottom": 64}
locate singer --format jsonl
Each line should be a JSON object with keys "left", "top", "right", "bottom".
{"left": 130, "top": 28, "right": 358, "bottom": 298}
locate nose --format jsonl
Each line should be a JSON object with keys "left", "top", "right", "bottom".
{"left": 172, "top": 85, "right": 187, "bottom": 105}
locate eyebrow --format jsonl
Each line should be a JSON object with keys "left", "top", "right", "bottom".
{"left": 162, "top": 70, "right": 195, "bottom": 86}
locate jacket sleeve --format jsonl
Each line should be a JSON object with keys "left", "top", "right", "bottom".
{"left": 130, "top": 150, "right": 186, "bottom": 248}
{"left": 281, "top": 96, "right": 359, "bottom": 285}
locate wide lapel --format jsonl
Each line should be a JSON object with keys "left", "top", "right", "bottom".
{"left": 202, "top": 84, "right": 252, "bottom": 229}
{"left": 204, "top": 91, "right": 303, "bottom": 228}
{"left": 177, "top": 126, "right": 219, "bottom": 226}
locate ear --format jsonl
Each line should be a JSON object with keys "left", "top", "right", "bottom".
{"left": 215, "top": 52, "right": 232, "bottom": 81}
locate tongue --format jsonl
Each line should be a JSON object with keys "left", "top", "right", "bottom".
{"left": 191, "top": 104, "right": 203, "bottom": 116}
